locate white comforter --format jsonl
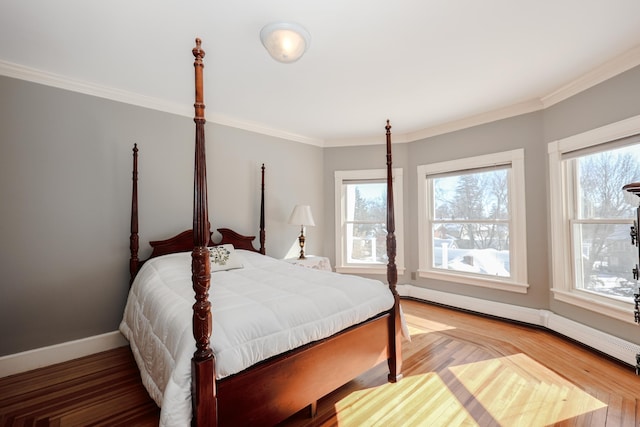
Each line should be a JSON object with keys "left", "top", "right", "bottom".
{"left": 119, "top": 250, "right": 394, "bottom": 426}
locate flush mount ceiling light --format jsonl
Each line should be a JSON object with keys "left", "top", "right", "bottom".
{"left": 260, "top": 22, "right": 311, "bottom": 63}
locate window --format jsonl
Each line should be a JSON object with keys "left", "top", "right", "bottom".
{"left": 549, "top": 116, "right": 640, "bottom": 321}
{"left": 417, "top": 149, "right": 528, "bottom": 293}
{"left": 334, "top": 169, "right": 404, "bottom": 275}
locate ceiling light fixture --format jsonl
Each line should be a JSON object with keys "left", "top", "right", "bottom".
{"left": 260, "top": 22, "right": 310, "bottom": 63}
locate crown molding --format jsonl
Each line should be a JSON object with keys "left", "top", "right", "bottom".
{"left": 405, "top": 99, "right": 544, "bottom": 142}
{"left": 323, "top": 131, "right": 411, "bottom": 148}
{"left": 324, "top": 100, "right": 544, "bottom": 147}
{"left": 208, "top": 113, "right": 324, "bottom": 146}
{"left": 0, "top": 59, "right": 323, "bottom": 146}
{"left": 541, "top": 44, "right": 640, "bottom": 108}
{"left": 2, "top": 44, "right": 639, "bottom": 148}
{"left": 0, "top": 59, "right": 192, "bottom": 117}
{"left": 328, "top": 45, "right": 640, "bottom": 147}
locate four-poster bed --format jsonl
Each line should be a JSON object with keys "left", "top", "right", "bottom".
{"left": 120, "top": 38, "right": 403, "bottom": 427}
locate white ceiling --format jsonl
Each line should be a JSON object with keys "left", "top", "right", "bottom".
{"left": 2, "top": 1, "right": 640, "bottom": 146}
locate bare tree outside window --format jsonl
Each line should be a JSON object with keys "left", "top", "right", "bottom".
{"left": 432, "top": 167, "right": 511, "bottom": 277}
{"left": 572, "top": 145, "right": 640, "bottom": 300}
{"left": 345, "top": 182, "right": 387, "bottom": 264}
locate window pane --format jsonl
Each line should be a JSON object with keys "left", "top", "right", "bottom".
{"left": 344, "top": 181, "right": 387, "bottom": 264}
{"left": 433, "top": 169, "right": 509, "bottom": 221}
{"left": 576, "top": 145, "right": 640, "bottom": 220}
{"left": 432, "top": 223, "right": 510, "bottom": 277}
{"left": 347, "top": 223, "right": 387, "bottom": 263}
{"left": 569, "top": 142, "right": 640, "bottom": 302}
{"left": 345, "top": 183, "right": 386, "bottom": 222}
{"left": 572, "top": 222, "right": 637, "bottom": 300}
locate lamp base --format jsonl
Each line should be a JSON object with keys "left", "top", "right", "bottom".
{"left": 298, "top": 231, "right": 306, "bottom": 259}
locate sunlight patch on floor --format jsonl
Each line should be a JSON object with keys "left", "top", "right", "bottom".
{"left": 333, "top": 373, "right": 478, "bottom": 427}
{"left": 448, "top": 353, "right": 607, "bottom": 425}
{"left": 404, "top": 313, "right": 457, "bottom": 337}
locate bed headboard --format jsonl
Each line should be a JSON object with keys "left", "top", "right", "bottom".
{"left": 128, "top": 151, "right": 266, "bottom": 283}
{"left": 128, "top": 42, "right": 266, "bottom": 286}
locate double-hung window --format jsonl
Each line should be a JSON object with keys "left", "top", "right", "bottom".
{"left": 417, "top": 149, "right": 528, "bottom": 292}
{"left": 334, "top": 169, "right": 404, "bottom": 275}
{"left": 549, "top": 116, "right": 640, "bottom": 321}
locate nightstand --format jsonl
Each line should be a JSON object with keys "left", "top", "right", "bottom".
{"left": 283, "top": 256, "right": 332, "bottom": 272}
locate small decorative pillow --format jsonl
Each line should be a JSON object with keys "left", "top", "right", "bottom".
{"left": 209, "top": 244, "right": 244, "bottom": 272}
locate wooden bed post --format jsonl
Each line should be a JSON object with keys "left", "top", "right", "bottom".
{"left": 385, "top": 120, "right": 403, "bottom": 382}
{"left": 190, "top": 38, "right": 216, "bottom": 427}
{"left": 260, "top": 163, "right": 266, "bottom": 255}
{"left": 129, "top": 143, "right": 139, "bottom": 286}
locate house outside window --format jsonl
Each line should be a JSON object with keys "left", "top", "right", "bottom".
{"left": 417, "top": 149, "right": 528, "bottom": 293}
{"left": 334, "top": 169, "right": 404, "bottom": 275}
{"left": 549, "top": 116, "right": 640, "bottom": 322}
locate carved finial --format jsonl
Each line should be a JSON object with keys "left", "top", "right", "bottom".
{"left": 193, "top": 38, "right": 205, "bottom": 61}
{"left": 386, "top": 119, "right": 391, "bottom": 133}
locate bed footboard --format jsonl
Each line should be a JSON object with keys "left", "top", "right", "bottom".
{"left": 216, "top": 313, "right": 393, "bottom": 426}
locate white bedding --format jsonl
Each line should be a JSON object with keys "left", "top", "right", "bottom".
{"left": 119, "top": 249, "right": 394, "bottom": 426}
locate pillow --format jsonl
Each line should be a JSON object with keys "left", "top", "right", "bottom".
{"left": 208, "top": 244, "right": 244, "bottom": 272}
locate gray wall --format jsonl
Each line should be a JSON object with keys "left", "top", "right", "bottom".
{"left": 543, "top": 65, "right": 640, "bottom": 341}
{"left": 407, "top": 112, "right": 548, "bottom": 309}
{"left": 323, "top": 65, "right": 640, "bottom": 345}
{"left": 3, "top": 64, "right": 640, "bottom": 357}
{"left": 0, "top": 76, "right": 323, "bottom": 356}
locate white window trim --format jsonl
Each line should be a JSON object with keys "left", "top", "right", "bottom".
{"left": 417, "top": 149, "right": 529, "bottom": 293}
{"left": 549, "top": 114, "right": 640, "bottom": 323}
{"left": 334, "top": 168, "right": 405, "bottom": 275}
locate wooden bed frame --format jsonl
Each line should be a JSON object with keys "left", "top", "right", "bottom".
{"left": 128, "top": 38, "right": 402, "bottom": 427}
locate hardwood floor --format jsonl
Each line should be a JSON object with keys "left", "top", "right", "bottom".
{"left": 0, "top": 345, "right": 159, "bottom": 426}
{"left": 1, "top": 298, "right": 639, "bottom": 426}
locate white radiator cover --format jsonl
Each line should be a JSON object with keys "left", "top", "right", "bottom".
{"left": 398, "top": 284, "right": 640, "bottom": 367}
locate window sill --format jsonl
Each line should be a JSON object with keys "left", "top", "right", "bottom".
{"left": 551, "top": 288, "right": 635, "bottom": 324}
{"left": 418, "top": 270, "right": 529, "bottom": 294}
{"left": 335, "top": 265, "right": 405, "bottom": 276}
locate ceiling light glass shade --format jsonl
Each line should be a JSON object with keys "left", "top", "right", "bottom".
{"left": 260, "top": 22, "right": 310, "bottom": 63}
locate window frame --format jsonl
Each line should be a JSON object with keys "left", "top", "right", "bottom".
{"left": 417, "top": 149, "right": 529, "bottom": 293}
{"left": 549, "top": 115, "right": 640, "bottom": 323}
{"left": 334, "top": 168, "right": 405, "bottom": 275}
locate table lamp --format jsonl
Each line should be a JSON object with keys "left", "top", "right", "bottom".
{"left": 288, "top": 204, "right": 315, "bottom": 259}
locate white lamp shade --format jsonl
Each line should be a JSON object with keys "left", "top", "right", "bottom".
{"left": 288, "top": 205, "right": 315, "bottom": 226}
{"left": 260, "top": 22, "right": 310, "bottom": 63}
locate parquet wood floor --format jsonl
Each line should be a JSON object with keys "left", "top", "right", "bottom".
{"left": 1, "top": 298, "right": 638, "bottom": 426}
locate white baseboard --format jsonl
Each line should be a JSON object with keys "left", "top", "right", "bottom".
{"left": 398, "top": 284, "right": 640, "bottom": 368}
{"left": 0, "top": 331, "right": 128, "bottom": 378}
{"left": 3, "top": 286, "right": 639, "bottom": 377}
